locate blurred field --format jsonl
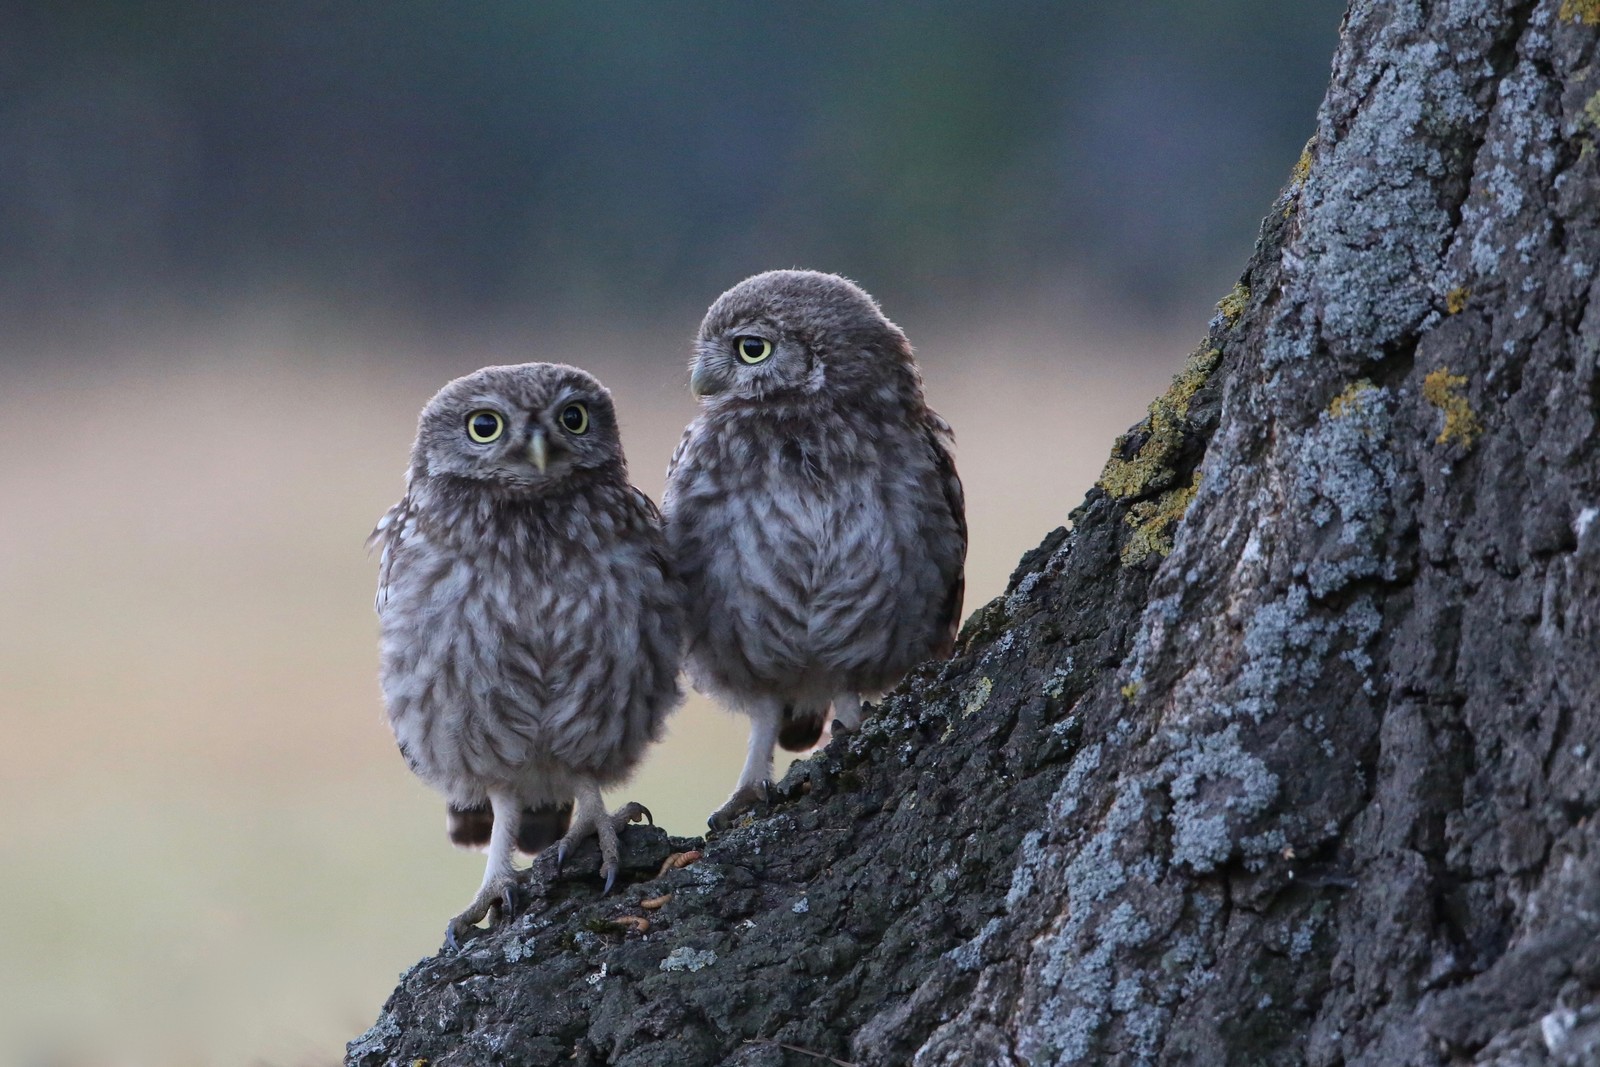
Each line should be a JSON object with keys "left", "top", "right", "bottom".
{"left": 0, "top": 317, "right": 1183, "bottom": 1065}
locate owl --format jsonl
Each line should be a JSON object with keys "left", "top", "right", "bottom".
{"left": 663, "top": 270, "right": 967, "bottom": 829}
{"left": 370, "top": 363, "right": 682, "bottom": 945}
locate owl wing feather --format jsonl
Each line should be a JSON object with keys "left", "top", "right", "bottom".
{"left": 368, "top": 492, "right": 420, "bottom": 610}
{"left": 924, "top": 409, "right": 967, "bottom": 655}
{"left": 663, "top": 422, "right": 697, "bottom": 496}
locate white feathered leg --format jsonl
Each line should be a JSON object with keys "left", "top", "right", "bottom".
{"left": 709, "top": 697, "right": 781, "bottom": 830}
{"left": 445, "top": 790, "right": 523, "bottom": 947}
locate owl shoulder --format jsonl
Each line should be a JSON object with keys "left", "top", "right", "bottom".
{"left": 664, "top": 420, "right": 702, "bottom": 485}
{"left": 369, "top": 492, "right": 427, "bottom": 610}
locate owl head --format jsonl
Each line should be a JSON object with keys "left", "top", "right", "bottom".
{"left": 689, "top": 270, "right": 919, "bottom": 406}
{"left": 409, "top": 362, "right": 624, "bottom": 495}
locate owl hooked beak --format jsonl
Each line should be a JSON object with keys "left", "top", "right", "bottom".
{"left": 690, "top": 358, "right": 728, "bottom": 399}
{"left": 528, "top": 428, "right": 550, "bottom": 472}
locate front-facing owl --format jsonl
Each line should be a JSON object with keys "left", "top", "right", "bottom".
{"left": 371, "top": 363, "right": 682, "bottom": 944}
{"left": 663, "top": 270, "right": 967, "bottom": 829}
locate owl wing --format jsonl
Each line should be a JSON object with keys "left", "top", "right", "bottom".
{"left": 924, "top": 409, "right": 967, "bottom": 655}
{"left": 367, "top": 492, "right": 420, "bottom": 610}
{"left": 661, "top": 420, "right": 700, "bottom": 514}
{"left": 623, "top": 483, "right": 679, "bottom": 586}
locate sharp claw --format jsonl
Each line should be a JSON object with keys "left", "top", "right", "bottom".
{"left": 603, "top": 867, "right": 617, "bottom": 895}
{"left": 444, "top": 924, "right": 459, "bottom": 952}
{"left": 501, "top": 883, "right": 518, "bottom": 918}
{"left": 555, "top": 841, "right": 568, "bottom": 871}
{"left": 636, "top": 804, "right": 654, "bottom": 826}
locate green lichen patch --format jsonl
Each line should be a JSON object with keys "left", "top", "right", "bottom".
{"left": 1291, "top": 146, "right": 1313, "bottom": 187}
{"left": 1445, "top": 287, "right": 1471, "bottom": 314}
{"left": 1422, "top": 367, "right": 1482, "bottom": 448}
{"left": 1099, "top": 346, "right": 1221, "bottom": 501}
{"left": 1216, "top": 284, "right": 1251, "bottom": 328}
{"left": 1560, "top": 0, "right": 1600, "bottom": 23}
{"left": 1326, "top": 379, "right": 1377, "bottom": 421}
{"left": 962, "top": 677, "right": 994, "bottom": 717}
{"left": 1122, "top": 473, "right": 1201, "bottom": 566}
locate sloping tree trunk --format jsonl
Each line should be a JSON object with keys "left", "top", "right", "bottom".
{"left": 349, "top": 1, "right": 1600, "bottom": 1063}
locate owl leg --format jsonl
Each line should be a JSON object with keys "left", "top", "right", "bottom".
{"left": 709, "top": 698, "right": 781, "bottom": 831}
{"left": 830, "top": 691, "right": 864, "bottom": 735}
{"left": 550, "top": 780, "right": 651, "bottom": 894}
{"left": 445, "top": 791, "right": 524, "bottom": 949}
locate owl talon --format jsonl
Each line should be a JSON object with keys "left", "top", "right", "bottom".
{"left": 707, "top": 781, "right": 770, "bottom": 832}
{"left": 613, "top": 801, "right": 653, "bottom": 827}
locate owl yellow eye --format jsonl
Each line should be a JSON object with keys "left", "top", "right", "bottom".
{"left": 466, "top": 410, "right": 504, "bottom": 443}
{"left": 559, "top": 402, "right": 589, "bottom": 435}
{"left": 735, "top": 336, "right": 773, "bottom": 364}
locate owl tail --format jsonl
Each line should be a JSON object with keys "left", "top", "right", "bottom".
{"left": 445, "top": 801, "right": 574, "bottom": 854}
{"left": 777, "top": 703, "right": 829, "bottom": 752}
{"left": 515, "top": 803, "right": 574, "bottom": 854}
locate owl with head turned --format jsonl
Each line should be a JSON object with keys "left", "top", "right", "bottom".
{"left": 371, "top": 362, "right": 682, "bottom": 945}
{"left": 663, "top": 269, "right": 967, "bottom": 829}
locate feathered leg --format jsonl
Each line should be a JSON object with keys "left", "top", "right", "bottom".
{"left": 445, "top": 791, "right": 523, "bottom": 947}
{"left": 709, "top": 696, "right": 781, "bottom": 830}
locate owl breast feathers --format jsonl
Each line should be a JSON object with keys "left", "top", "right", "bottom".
{"left": 663, "top": 270, "right": 967, "bottom": 714}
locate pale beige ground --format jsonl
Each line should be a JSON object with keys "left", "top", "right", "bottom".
{"left": 0, "top": 317, "right": 1185, "bottom": 1066}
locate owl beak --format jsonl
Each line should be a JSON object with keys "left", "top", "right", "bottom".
{"left": 528, "top": 428, "right": 550, "bottom": 473}
{"left": 690, "top": 358, "right": 726, "bottom": 399}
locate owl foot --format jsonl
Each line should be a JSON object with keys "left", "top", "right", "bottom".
{"left": 707, "top": 781, "right": 769, "bottom": 832}
{"left": 444, "top": 872, "right": 526, "bottom": 951}
{"left": 551, "top": 795, "right": 653, "bottom": 894}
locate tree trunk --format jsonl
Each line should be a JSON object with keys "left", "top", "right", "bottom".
{"left": 348, "top": 2, "right": 1600, "bottom": 1063}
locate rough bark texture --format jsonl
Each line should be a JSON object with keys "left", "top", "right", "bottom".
{"left": 349, "top": 1, "right": 1600, "bottom": 1063}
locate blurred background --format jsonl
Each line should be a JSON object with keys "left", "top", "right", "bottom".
{"left": 0, "top": 3, "right": 1342, "bottom": 1064}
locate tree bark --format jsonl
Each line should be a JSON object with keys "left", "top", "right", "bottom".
{"left": 348, "top": 2, "right": 1600, "bottom": 1063}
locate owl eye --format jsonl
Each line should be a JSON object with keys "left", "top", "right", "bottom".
{"left": 735, "top": 336, "right": 773, "bottom": 364}
{"left": 559, "top": 402, "right": 589, "bottom": 435}
{"left": 466, "top": 410, "right": 504, "bottom": 443}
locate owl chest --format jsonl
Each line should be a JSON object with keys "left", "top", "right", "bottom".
{"left": 383, "top": 544, "right": 615, "bottom": 701}
{"left": 710, "top": 454, "right": 914, "bottom": 602}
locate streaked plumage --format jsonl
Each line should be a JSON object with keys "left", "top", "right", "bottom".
{"left": 372, "top": 362, "right": 681, "bottom": 943}
{"left": 663, "top": 270, "right": 967, "bottom": 828}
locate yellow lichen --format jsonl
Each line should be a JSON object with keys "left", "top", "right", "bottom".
{"left": 961, "top": 677, "right": 994, "bottom": 718}
{"left": 1098, "top": 346, "right": 1220, "bottom": 501}
{"left": 1282, "top": 137, "right": 1316, "bottom": 216}
{"left": 1445, "top": 286, "right": 1471, "bottom": 314}
{"left": 1216, "top": 283, "right": 1251, "bottom": 327}
{"left": 1122, "top": 472, "right": 1201, "bottom": 566}
{"left": 1120, "top": 681, "right": 1142, "bottom": 700}
{"left": 1421, "top": 368, "right": 1482, "bottom": 448}
{"left": 1560, "top": 0, "right": 1600, "bottom": 22}
{"left": 1291, "top": 145, "right": 1313, "bottom": 186}
{"left": 1327, "top": 379, "right": 1377, "bottom": 420}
